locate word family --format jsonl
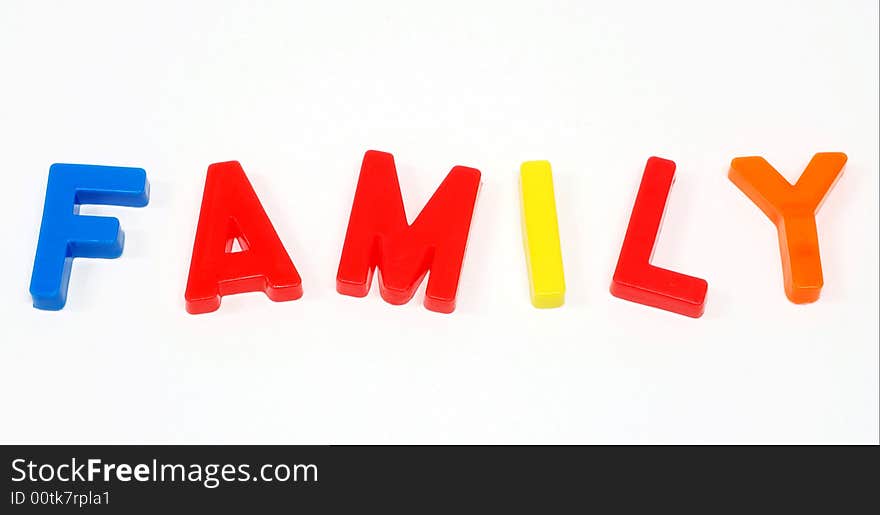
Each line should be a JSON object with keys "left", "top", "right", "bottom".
{"left": 28, "top": 150, "right": 847, "bottom": 318}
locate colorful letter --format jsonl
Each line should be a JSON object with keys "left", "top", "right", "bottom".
{"left": 728, "top": 153, "right": 846, "bottom": 303}
{"left": 520, "top": 161, "right": 565, "bottom": 308}
{"left": 184, "top": 161, "right": 302, "bottom": 314}
{"left": 610, "top": 157, "right": 708, "bottom": 318}
{"left": 336, "top": 150, "right": 481, "bottom": 313}
{"left": 29, "top": 164, "right": 150, "bottom": 310}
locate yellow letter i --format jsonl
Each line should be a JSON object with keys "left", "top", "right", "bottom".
{"left": 520, "top": 161, "right": 566, "bottom": 308}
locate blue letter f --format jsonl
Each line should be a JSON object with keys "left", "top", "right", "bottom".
{"left": 29, "top": 164, "right": 150, "bottom": 310}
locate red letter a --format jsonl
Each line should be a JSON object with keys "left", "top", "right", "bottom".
{"left": 185, "top": 161, "right": 302, "bottom": 314}
{"left": 336, "top": 150, "right": 481, "bottom": 313}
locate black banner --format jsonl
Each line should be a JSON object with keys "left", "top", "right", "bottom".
{"left": 2, "top": 445, "right": 877, "bottom": 512}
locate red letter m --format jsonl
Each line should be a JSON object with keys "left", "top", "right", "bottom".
{"left": 336, "top": 150, "right": 481, "bottom": 313}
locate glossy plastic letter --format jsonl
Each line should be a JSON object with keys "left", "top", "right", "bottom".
{"left": 29, "top": 164, "right": 150, "bottom": 310}
{"left": 728, "top": 153, "right": 846, "bottom": 303}
{"left": 184, "top": 161, "right": 302, "bottom": 314}
{"left": 336, "top": 150, "right": 481, "bottom": 313}
{"left": 610, "top": 157, "right": 708, "bottom": 318}
{"left": 520, "top": 161, "right": 565, "bottom": 308}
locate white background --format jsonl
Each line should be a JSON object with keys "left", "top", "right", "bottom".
{"left": 1, "top": 0, "right": 877, "bottom": 444}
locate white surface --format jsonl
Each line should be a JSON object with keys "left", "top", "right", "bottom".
{"left": 0, "top": 0, "right": 877, "bottom": 444}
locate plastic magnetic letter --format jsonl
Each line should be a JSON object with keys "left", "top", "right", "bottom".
{"left": 29, "top": 164, "right": 150, "bottom": 310}
{"left": 520, "top": 160, "right": 565, "bottom": 308}
{"left": 184, "top": 161, "right": 302, "bottom": 314}
{"left": 336, "top": 150, "right": 481, "bottom": 313}
{"left": 610, "top": 157, "right": 708, "bottom": 318}
{"left": 728, "top": 153, "right": 846, "bottom": 304}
